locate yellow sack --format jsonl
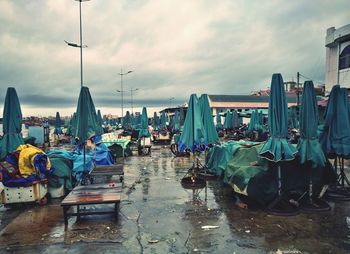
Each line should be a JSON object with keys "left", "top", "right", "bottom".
{"left": 16, "top": 144, "right": 51, "bottom": 178}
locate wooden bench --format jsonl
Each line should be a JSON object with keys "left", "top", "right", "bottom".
{"left": 89, "top": 164, "right": 124, "bottom": 185}
{"left": 61, "top": 184, "right": 121, "bottom": 225}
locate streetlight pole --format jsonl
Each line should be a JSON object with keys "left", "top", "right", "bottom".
{"left": 118, "top": 69, "right": 133, "bottom": 120}
{"left": 130, "top": 88, "right": 139, "bottom": 115}
{"left": 65, "top": 0, "right": 90, "bottom": 88}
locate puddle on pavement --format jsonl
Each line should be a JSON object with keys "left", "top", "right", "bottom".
{"left": 0, "top": 145, "right": 349, "bottom": 253}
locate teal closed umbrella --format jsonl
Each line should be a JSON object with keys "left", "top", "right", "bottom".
{"left": 173, "top": 110, "right": 181, "bottom": 132}
{"left": 74, "top": 86, "right": 99, "bottom": 142}
{"left": 297, "top": 81, "right": 329, "bottom": 210}
{"left": 320, "top": 85, "right": 350, "bottom": 193}
{"left": 95, "top": 109, "right": 104, "bottom": 136}
{"left": 153, "top": 112, "right": 160, "bottom": 130}
{"left": 232, "top": 110, "right": 239, "bottom": 128}
{"left": 260, "top": 74, "right": 297, "bottom": 162}
{"left": 298, "top": 81, "right": 326, "bottom": 168}
{"left": 178, "top": 94, "right": 207, "bottom": 152}
{"left": 139, "top": 107, "right": 151, "bottom": 138}
{"left": 224, "top": 111, "right": 232, "bottom": 129}
{"left": 123, "top": 111, "right": 131, "bottom": 130}
{"left": 0, "top": 87, "right": 24, "bottom": 159}
{"left": 259, "top": 73, "right": 298, "bottom": 214}
{"left": 54, "top": 112, "right": 63, "bottom": 135}
{"left": 199, "top": 94, "right": 218, "bottom": 144}
{"left": 160, "top": 111, "right": 167, "bottom": 130}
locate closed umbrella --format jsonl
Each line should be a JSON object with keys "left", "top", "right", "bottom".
{"left": 0, "top": 87, "right": 24, "bottom": 159}
{"left": 178, "top": 94, "right": 207, "bottom": 152}
{"left": 153, "top": 112, "right": 160, "bottom": 130}
{"left": 320, "top": 85, "right": 350, "bottom": 199}
{"left": 160, "top": 111, "right": 167, "bottom": 130}
{"left": 96, "top": 109, "right": 104, "bottom": 136}
{"left": 199, "top": 94, "right": 219, "bottom": 144}
{"left": 259, "top": 73, "right": 298, "bottom": 215}
{"left": 123, "top": 111, "right": 131, "bottom": 130}
{"left": 173, "top": 110, "right": 181, "bottom": 132}
{"left": 54, "top": 112, "right": 63, "bottom": 135}
{"left": 224, "top": 110, "right": 232, "bottom": 130}
{"left": 297, "top": 81, "right": 329, "bottom": 211}
{"left": 139, "top": 107, "right": 151, "bottom": 138}
{"left": 178, "top": 94, "right": 207, "bottom": 188}
{"left": 74, "top": 86, "right": 99, "bottom": 179}
{"left": 75, "top": 87, "right": 99, "bottom": 142}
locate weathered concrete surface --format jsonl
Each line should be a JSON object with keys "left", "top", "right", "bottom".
{"left": 0, "top": 145, "right": 350, "bottom": 253}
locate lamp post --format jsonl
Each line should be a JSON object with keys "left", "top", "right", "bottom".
{"left": 130, "top": 88, "right": 139, "bottom": 115}
{"left": 65, "top": 0, "right": 90, "bottom": 88}
{"left": 118, "top": 69, "right": 133, "bottom": 120}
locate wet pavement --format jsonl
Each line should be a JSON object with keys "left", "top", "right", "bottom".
{"left": 0, "top": 145, "right": 350, "bottom": 253}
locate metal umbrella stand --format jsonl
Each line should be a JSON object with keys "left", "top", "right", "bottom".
{"left": 259, "top": 74, "right": 299, "bottom": 216}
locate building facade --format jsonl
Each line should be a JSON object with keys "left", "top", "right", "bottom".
{"left": 325, "top": 24, "right": 350, "bottom": 92}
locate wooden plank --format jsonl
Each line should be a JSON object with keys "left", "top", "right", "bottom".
{"left": 61, "top": 193, "right": 120, "bottom": 206}
{"left": 73, "top": 183, "right": 121, "bottom": 191}
{"left": 90, "top": 164, "right": 124, "bottom": 176}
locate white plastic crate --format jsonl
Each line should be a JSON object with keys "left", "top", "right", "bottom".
{"left": 1, "top": 181, "right": 48, "bottom": 204}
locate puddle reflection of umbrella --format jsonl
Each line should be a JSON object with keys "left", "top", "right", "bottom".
{"left": 297, "top": 81, "right": 329, "bottom": 211}
{"left": 320, "top": 85, "right": 350, "bottom": 200}
{"left": 178, "top": 94, "right": 207, "bottom": 188}
{"left": 0, "top": 87, "right": 24, "bottom": 159}
{"left": 259, "top": 73, "right": 298, "bottom": 215}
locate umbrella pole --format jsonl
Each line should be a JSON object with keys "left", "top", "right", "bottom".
{"left": 277, "top": 163, "right": 282, "bottom": 197}
{"left": 308, "top": 165, "right": 313, "bottom": 203}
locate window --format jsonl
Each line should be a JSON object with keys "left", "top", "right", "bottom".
{"left": 339, "top": 45, "right": 350, "bottom": 70}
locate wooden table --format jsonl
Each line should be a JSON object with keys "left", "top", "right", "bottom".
{"left": 61, "top": 184, "right": 121, "bottom": 225}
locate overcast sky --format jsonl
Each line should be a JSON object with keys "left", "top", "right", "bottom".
{"left": 0, "top": 0, "right": 349, "bottom": 117}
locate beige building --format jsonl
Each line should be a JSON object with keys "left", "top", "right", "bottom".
{"left": 325, "top": 24, "right": 350, "bottom": 92}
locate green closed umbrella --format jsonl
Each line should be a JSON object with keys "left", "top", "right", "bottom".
{"left": 288, "top": 107, "right": 298, "bottom": 129}
{"left": 0, "top": 87, "right": 24, "bottom": 159}
{"left": 178, "top": 94, "right": 207, "bottom": 152}
{"left": 74, "top": 86, "right": 99, "bottom": 142}
{"left": 232, "top": 110, "right": 239, "bottom": 128}
{"left": 199, "top": 94, "right": 218, "bottom": 144}
{"left": 259, "top": 73, "right": 298, "bottom": 214}
{"left": 153, "top": 112, "right": 160, "bottom": 130}
{"left": 224, "top": 110, "right": 232, "bottom": 129}
{"left": 96, "top": 109, "right": 104, "bottom": 136}
{"left": 54, "top": 112, "right": 63, "bottom": 135}
{"left": 173, "top": 110, "right": 181, "bottom": 132}
{"left": 260, "top": 74, "right": 297, "bottom": 162}
{"left": 160, "top": 111, "right": 167, "bottom": 130}
{"left": 139, "top": 107, "right": 151, "bottom": 138}
{"left": 179, "top": 107, "right": 185, "bottom": 126}
{"left": 298, "top": 81, "right": 326, "bottom": 168}
{"left": 297, "top": 81, "right": 329, "bottom": 210}
{"left": 123, "top": 111, "right": 131, "bottom": 130}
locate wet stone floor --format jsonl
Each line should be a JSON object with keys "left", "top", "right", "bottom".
{"left": 0, "top": 145, "right": 350, "bottom": 253}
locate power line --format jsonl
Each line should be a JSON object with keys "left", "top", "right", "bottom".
{"left": 298, "top": 73, "right": 324, "bottom": 85}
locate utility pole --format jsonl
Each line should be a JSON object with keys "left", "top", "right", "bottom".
{"left": 297, "top": 72, "right": 300, "bottom": 109}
